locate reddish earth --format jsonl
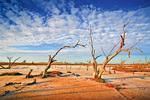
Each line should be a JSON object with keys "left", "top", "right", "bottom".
{"left": 0, "top": 65, "right": 150, "bottom": 100}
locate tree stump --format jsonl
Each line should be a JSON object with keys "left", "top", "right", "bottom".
{"left": 26, "top": 69, "right": 33, "bottom": 78}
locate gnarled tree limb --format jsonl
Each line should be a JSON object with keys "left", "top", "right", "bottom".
{"left": 42, "top": 40, "right": 86, "bottom": 78}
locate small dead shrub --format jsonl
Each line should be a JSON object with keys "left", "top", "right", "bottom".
{"left": 0, "top": 72, "right": 23, "bottom": 76}
{"left": 67, "top": 71, "right": 72, "bottom": 73}
{"left": 93, "top": 78, "right": 106, "bottom": 83}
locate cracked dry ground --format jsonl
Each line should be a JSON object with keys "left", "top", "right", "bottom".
{"left": 0, "top": 65, "right": 150, "bottom": 100}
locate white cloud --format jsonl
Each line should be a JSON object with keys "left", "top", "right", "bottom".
{"left": 0, "top": 0, "right": 150, "bottom": 62}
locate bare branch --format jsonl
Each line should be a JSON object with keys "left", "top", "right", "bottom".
{"left": 119, "top": 38, "right": 143, "bottom": 58}
{"left": 128, "top": 51, "right": 130, "bottom": 58}
{"left": 7, "top": 56, "right": 12, "bottom": 67}
{"left": 89, "top": 25, "right": 97, "bottom": 63}
{"left": 123, "top": 20, "right": 131, "bottom": 39}
{"left": 101, "top": 48, "right": 106, "bottom": 57}
{"left": 48, "top": 55, "right": 51, "bottom": 61}
{"left": 120, "top": 49, "right": 130, "bottom": 57}
{"left": 95, "top": 55, "right": 102, "bottom": 60}
{"left": 89, "top": 25, "right": 94, "bottom": 55}
{"left": 121, "top": 46, "right": 144, "bottom": 58}
{"left": 7, "top": 56, "right": 13, "bottom": 59}
{"left": 51, "top": 40, "right": 86, "bottom": 59}
{"left": 124, "top": 20, "right": 131, "bottom": 27}
{"left": 93, "top": 50, "right": 95, "bottom": 56}
{"left": 107, "top": 41, "right": 120, "bottom": 57}
{"left": 131, "top": 38, "right": 143, "bottom": 48}
{"left": 121, "top": 20, "right": 131, "bottom": 49}
{"left": 138, "top": 60, "right": 141, "bottom": 64}
{"left": 109, "top": 33, "right": 128, "bottom": 56}
{"left": 76, "top": 40, "right": 87, "bottom": 48}
{"left": 128, "top": 47, "right": 144, "bottom": 54}
{"left": 0, "top": 65, "right": 6, "bottom": 69}
{"left": 145, "top": 57, "right": 148, "bottom": 64}
{"left": 11, "top": 57, "right": 20, "bottom": 66}
{"left": 121, "top": 59, "right": 126, "bottom": 64}
{"left": 52, "top": 59, "right": 57, "bottom": 63}
{"left": 120, "top": 35, "right": 125, "bottom": 48}
{"left": 87, "top": 60, "right": 92, "bottom": 64}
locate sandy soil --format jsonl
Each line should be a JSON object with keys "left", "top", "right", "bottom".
{"left": 0, "top": 65, "right": 150, "bottom": 100}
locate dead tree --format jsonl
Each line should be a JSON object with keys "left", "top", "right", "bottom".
{"left": 145, "top": 57, "right": 150, "bottom": 67}
{"left": 42, "top": 40, "right": 86, "bottom": 78}
{"left": 118, "top": 59, "right": 126, "bottom": 68}
{"left": 97, "top": 21, "right": 144, "bottom": 78}
{"left": 0, "top": 56, "right": 20, "bottom": 69}
{"left": 87, "top": 25, "right": 101, "bottom": 79}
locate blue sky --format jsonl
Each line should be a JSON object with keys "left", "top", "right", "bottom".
{"left": 0, "top": 0, "right": 150, "bottom": 64}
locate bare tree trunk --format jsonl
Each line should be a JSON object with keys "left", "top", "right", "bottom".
{"left": 87, "top": 65, "right": 89, "bottom": 71}
{"left": 42, "top": 61, "right": 52, "bottom": 78}
{"left": 93, "top": 71, "right": 98, "bottom": 78}
{"left": 88, "top": 25, "right": 101, "bottom": 79}
{"left": 98, "top": 70, "right": 103, "bottom": 79}
{"left": 145, "top": 57, "right": 150, "bottom": 67}
{"left": 93, "top": 62, "right": 98, "bottom": 78}
{"left": 26, "top": 69, "right": 33, "bottom": 78}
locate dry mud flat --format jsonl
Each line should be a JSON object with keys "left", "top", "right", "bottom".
{"left": 0, "top": 65, "right": 150, "bottom": 100}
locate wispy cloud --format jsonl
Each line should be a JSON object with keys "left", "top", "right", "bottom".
{"left": 0, "top": 0, "right": 150, "bottom": 62}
